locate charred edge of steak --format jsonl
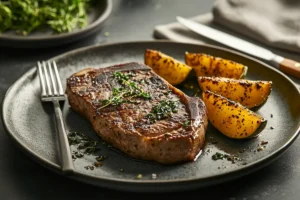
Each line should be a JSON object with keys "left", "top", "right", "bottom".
{"left": 72, "top": 62, "right": 151, "bottom": 77}
{"left": 66, "top": 62, "right": 208, "bottom": 165}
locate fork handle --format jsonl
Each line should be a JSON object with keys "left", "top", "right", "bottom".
{"left": 53, "top": 100, "right": 75, "bottom": 175}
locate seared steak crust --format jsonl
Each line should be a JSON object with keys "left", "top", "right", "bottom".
{"left": 66, "top": 62, "right": 208, "bottom": 164}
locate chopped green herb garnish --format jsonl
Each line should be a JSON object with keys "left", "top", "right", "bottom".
{"left": 212, "top": 152, "right": 239, "bottom": 164}
{"left": 113, "top": 71, "right": 131, "bottom": 81}
{"left": 146, "top": 100, "right": 179, "bottom": 123}
{"left": 183, "top": 120, "right": 191, "bottom": 127}
{"left": 68, "top": 131, "right": 101, "bottom": 156}
{"left": 0, "top": 0, "right": 95, "bottom": 35}
{"left": 212, "top": 152, "right": 225, "bottom": 160}
{"left": 98, "top": 72, "right": 151, "bottom": 110}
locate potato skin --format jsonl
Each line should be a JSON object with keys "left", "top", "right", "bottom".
{"left": 185, "top": 52, "right": 247, "bottom": 79}
{"left": 198, "top": 77, "right": 272, "bottom": 108}
{"left": 145, "top": 49, "right": 192, "bottom": 85}
{"left": 202, "top": 90, "right": 266, "bottom": 139}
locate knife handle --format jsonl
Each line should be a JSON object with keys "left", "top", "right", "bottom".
{"left": 279, "top": 58, "right": 300, "bottom": 79}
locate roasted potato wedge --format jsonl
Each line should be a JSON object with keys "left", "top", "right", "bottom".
{"left": 198, "top": 77, "right": 272, "bottom": 108}
{"left": 202, "top": 90, "right": 266, "bottom": 139}
{"left": 185, "top": 52, "right": 247, "bottom": 79}
{"left": 145, "top": 49, "right": 192, "bottom": 85}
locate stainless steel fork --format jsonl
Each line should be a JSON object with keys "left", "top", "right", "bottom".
{"left": 37, "top": 60, "right": 74, "bottom": 175}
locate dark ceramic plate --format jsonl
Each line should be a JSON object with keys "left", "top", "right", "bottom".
{"left": 2, "top": 41, "right": 300, "bottom": 192}
{"left": 0, "top": 0, "right": 112, "bottom": 48}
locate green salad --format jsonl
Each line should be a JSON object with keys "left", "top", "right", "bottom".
{"left": 0, "top": 0, "right": 95, "bottom": 35}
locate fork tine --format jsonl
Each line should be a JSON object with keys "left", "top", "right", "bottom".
{"left": 53, "top": 61, "right": 64, "bottom": 96}
{"left": 42, "top": 61, "right": 52, "bottom": 96}
{"left": 37, "top": 61, "right": 47, "bottom": 97}
{"left": 37, "top": 61, "right": 73, "bottom": 173}
{"left": 48, "top": 61, "right": 58, "bottom": 96}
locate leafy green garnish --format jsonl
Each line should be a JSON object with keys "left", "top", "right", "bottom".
{"left": 146, "top": 100, "right": 179, "bottom": 123}
{"left": 0, "top": 0, "right": 95, "bottom": 35}
{"left": 67, "top": 131, "right": 101, "bottom": 155}
{"left": 98, "top": 72, "right": 151, "bottom": 110}
{"left": 183, "top": 120, "right": 190, "bottom": 127}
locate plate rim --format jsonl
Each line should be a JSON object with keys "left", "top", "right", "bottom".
{"left": 0, "top": 0, "right": 113, "bottom": 41}
{"left": 2, "top": 40, "right": 300, "bottom": 191}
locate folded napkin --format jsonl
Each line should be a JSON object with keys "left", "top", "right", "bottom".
{"left": 213, "top": 0, "right": 300, "bottom": 54}
{"left": 153, "top": 0, "right": 300, "bottom": 87}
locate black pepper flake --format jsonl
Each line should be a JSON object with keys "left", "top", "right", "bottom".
{"left": 256, "top": 83, "right": 262, "bottom": 90}
{"left": 211, "top": 140, "right": 218, "bottom": 145}
{"left": 261, "top": 141, "right": 268, "bottom": 145}
{"left": 84, "top": 165, "right": 95, "bottom": 170}
{"left": 270, "top": 126, "right": 274, "bottom": 130}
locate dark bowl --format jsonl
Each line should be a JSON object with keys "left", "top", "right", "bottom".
{"left": 0, "top": 0, "right": 112, "bottom": 48}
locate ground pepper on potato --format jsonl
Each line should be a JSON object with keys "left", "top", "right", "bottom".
{"left": 202, "top": 90, "right": 266, "bottom": 139}
{"left": 198, "top": 76, "right": 272, "bottom": 108}
{"left": 185, "top": 52, "right": 248, "bottom": 79}
{"left": 143, "top": 49, "right": 271, "bottom": 140}
{"left": 144, "top": 49, "right": 192, "bottom": 85}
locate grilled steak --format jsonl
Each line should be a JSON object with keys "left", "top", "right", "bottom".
{"left": 66, "top": 62, "right": 208, "bottom": 164}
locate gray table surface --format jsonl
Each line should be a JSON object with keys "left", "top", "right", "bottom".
{"left": 0, "top": 0, "right": 299, "bottom": 199}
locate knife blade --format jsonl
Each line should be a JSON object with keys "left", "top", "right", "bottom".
{"left": 176, "top": 16, "right": 300, "bottom": 79}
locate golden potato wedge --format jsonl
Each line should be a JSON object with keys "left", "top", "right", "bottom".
{"left": 198, "top": 77, "right": 272, "bottom": 108}
{"left": 202, "top": 90, "right": 266, "bottom": 139}
{"left": 185, "top": 52, "right": 247, "bottom": 79}
{"left": 144, "top": 49, "right": 192, "bottom": 85}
